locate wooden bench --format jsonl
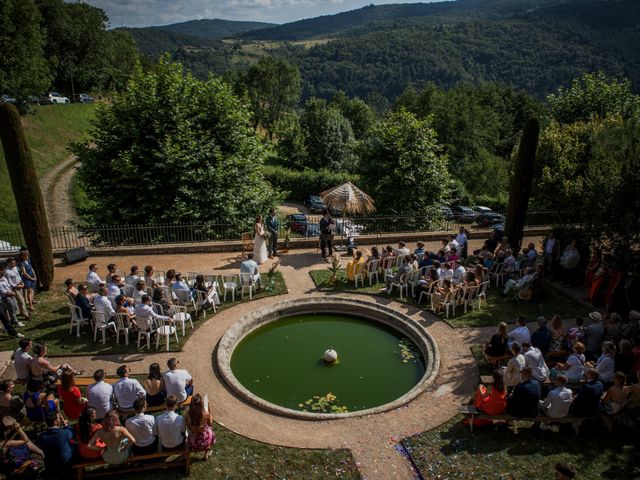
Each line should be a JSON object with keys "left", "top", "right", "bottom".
{"left": 63, "top": 377, "right": 120, "bottom": 387}
{"left": 144, "top": 395, "right": 193, "bottom": 414}
{"left": 458, "top": 405, "right": 585, "bottom": 434}
{"left": 481, "top": 350, "right": 511, "bottom": 367}
{"left": 72, "top": 448, "right": 192, "bottom": 480}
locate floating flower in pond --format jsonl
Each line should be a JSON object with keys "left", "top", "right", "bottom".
{"left": 397, "top": 338, "right": 420, "bottom": 363}
{"left": 299, "top": 392, "right": 348, "bottom": 413}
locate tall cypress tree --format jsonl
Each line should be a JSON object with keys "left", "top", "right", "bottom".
{"left": 0, "top": 104, "right": 54, "bottom": 290}
{"left": 505, "top": 117, "right": 540, "bottom": 253}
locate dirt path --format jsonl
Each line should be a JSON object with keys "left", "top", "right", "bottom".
{"left": 39, "top": 154, "right": 79, "bottom": 227}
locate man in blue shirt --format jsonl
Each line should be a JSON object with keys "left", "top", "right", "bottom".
{"left": 265, "top": 209, "right": 280, "bottom": 258}
{"left": 530, "top": 316, "right": 552, "bottom": 355}
{"left": 37, "top": 411, "right": 76, "bottom": 479}
{"left": 506, "top": 366, "right": 541, "bottom": 418}
{"left": 240, "top": 253, "right": 261, "bottom": 288}
{"left": 569, "top": 368, "right": 603, "bottom": 417}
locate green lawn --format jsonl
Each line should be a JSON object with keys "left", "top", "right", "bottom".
{"left": 0, "top": 272, "right": 286, "bottom": 356}
{"left": 0, "top": 104, "right": 97, "bottom": 231}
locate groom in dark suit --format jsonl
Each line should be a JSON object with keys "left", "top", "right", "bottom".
{"left": 266, "top": 209, "right": 280, "bottom": 258}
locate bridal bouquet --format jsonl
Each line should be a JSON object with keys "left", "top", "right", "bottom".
{"left": 262, "top": 231, "right": 270, "bottom": 241}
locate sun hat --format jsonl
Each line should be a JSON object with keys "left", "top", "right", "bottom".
{"left": 589, "top": 311, "right": 602, "bottom": 322}
{"left": 629, "top": 310, "right": 640, "bottom": 320}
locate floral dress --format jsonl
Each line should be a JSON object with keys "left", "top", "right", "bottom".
{"left": 187, "top": 423, "right": 216, "bottom": 451}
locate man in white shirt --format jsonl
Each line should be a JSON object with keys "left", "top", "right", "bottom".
{"left": 240, "top": 254, "right": 261, "bottom": 287}
{"left": 395, "top": 241, "right": 410, "bottom": 256}
{"left": 163, "top": 357, "right": 193, "bottom": 404}
{"left": 440, "top": 263, "right": 453, "bottom": 282}
{"left": 0, "top": 265, "right": 24, "bottom": 337}
{"left": 153, "top": 395, "right": 186, "bottom": 450}
{"left": 5, "top": 257, "right": 28, "bottom": 320}
{"left": 451, "top": 264, "right": 467, "bottom": 285}
{"left": 448, "top": 235, "right": 459, "bottom": 253}
{"left": 87, "top": 369, "right": 113, "bottom": 421}
{"left": 539, "top": 374, "right": 573, "bottom": 420}
{"left": 13, "top": 337, "right": 32, "bottom": 383}
{"left": 93, "top": 286, "right": 115, "bottom": 320}
{"left": 522, "top": 341, "right": 550, "bottom": 382}
{"left": 125, "top": 266, "right": 141, "bottom": 287}
{"left": 503, "top": 267, "right": 534, "bottom": 295}
{"left": 125, "top": 398, "right": 158, "bottom": 455}
{"left": 86, "top": 264, "right": 103, "bottom": 292}
{"left": 455, "top": 228, "right": 468, "bottom": 259}
{"left": 508, "top": 317, "right": 531, "bottom": 349}
{"left": 134, "top": 295, "right": 171, "bottom": 327}
{"left": 113, "top": 365, "right": 145, "bottom": 411}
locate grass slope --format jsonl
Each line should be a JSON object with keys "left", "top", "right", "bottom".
{"left": 0, "top": 104, "right": 97, "bottom": 231}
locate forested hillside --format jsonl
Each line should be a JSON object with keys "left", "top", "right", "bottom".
{"left": 160, "top": 19, "right": 276, "bottom": 40}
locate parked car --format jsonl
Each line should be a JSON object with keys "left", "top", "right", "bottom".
{"left": 40, "top": 92, "right": 70, "bottom": 104}
{"left": 285, "top": 213, "right": 308, "bottom": 235}
{"left": 476, "top": 211, "right": 505, "bottom": 227}
{"left": 439, "top": 204, "right": 455, "bottom": 221}
{"left": 77, "top": 93, "right": 94, "bottom": 104}
{"left": 304, "top": 195, "right": 326, "bottom": 213}
{"left": 473, "top": 206, "right": 493, "bottom": 214}
{"left": 26, "top": 95, "right": 40, "bottom": 104}
{"left": 305, "top": 223, "right": 320, "bottom": 237}
{"left": 451, "top": 206, "right": 477, "bottom": 223}
{"left": 1, "top": 94, "right": 17, "bottom": 104}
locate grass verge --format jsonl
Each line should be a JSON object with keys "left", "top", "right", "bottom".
{"left": 0, "top": 272, "right": 286, "bottom": 356}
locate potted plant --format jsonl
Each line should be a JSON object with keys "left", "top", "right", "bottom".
{"left": 327, "top": 253, "right": 341, "bottom": 284}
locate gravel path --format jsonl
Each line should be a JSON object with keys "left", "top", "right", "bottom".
{"left": 39, "top": 154, "right": 79, "bottom": 227}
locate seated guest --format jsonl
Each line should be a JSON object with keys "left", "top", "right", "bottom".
{"left": 13, "top": 337, "right": 33, "bottom": 384}
{"left": 522, "top": 342, "right": 550, "bottom": 382}
{"left": 154, "top": 395, "right": 186, "bottom": 451}
{"left": 30, "top": 343, "right": 79, "bottom": 388}
{"left": 185, "top": 393, "right": 215, "bottom": 459}
{"left": 107, "top": 277, "right": 122, "bottom": 297}
{"left": 367, "top": 247, "right": 382, "bottom": 263}
{"left": 87, "top": 369, "right": 113, "bottom": 422}
{"left": 89, "top": 410, "right": 136, "bottom": 464}
{"left": 0, "top": 416, "right": 45, "bottom": 473}
{"left": 105, "top": 264, "right": 117, "bottom": 284}
{"left": 75, "top": 284, "right": 94, "bottom": 320}
{"left": 125, "top": 398, "right": 158, "bottom": 455}
{"left": 624, "top": 370, "right": 640, "bottom": 411}
{"left": 115, "top": 295, "right": 135, "bottom": 327}
{"left": 346, "top": 251, "right": 366, "bottom": 281}
{"left": 447, "top": 247, "right": 460, "bottom": 263}
{"left": 113, "top": 365, "right": 145, "bottom": 412}
{"left": 172, "top": 273, "right": 190, "bottom": 292}
{"left": 552, "top": 342, "right": 586, "bottom": 383}
{"left": 463, "top": 270, "right": 479, "bottom": 287}
{"left": 382, "top": 257, "right": 412, "bottom": 294}
{"left": 569, "top": 368, "right": 603, "bottom": 417}
{"left": 76, "top": 407, "right": 104, "bottom": 459}
{"left": 508, "top": 317, "right": 531, "bottom": 349}
{"left": 164, "top": 357, "right": 193, "bottom": 404}
{"left": 431, "top": 279, "right": 457, "bottom": 312}
{"left": 484, "top": 322, "right": 509, "bottom": 360}
{"left": 240, "top": 253, "right": 262, "bottom": 287}
{"left": 588, "top": 340, "right": 615, "bottom": 386}
{"left": 502, "top": 267, "right": 533, "bottom": 295}
{"left": 145, "top": 362, "right": 166, "bottom": 407}
{"left": 504, "top": 342, "right": 526, "bottom": 388}
{"left": 472, "top": 371, "right": 507, "bottom": 425}
{"left": 602, "top": 371, "right": 626, "bottom": 415}
{"left": 144, "top": 265, "right": 156, "bottom": 288}
{"left": 408, "top": 253, "right": 419, "bottom": 271}
{"left": 36, "top": 411, "right": 77, "bottom": 479}
{"left": 86, "top": 263, "right": 103, "bottom": 292}
{"left": 165, "top": 269, "right": 176, "bottom": 286}
{"left": 531, "top": 316, "right": 551, "bottom": 355}
{"left": 57, "top": 370, "right": 87, "bottom": 420}
{"left": 440, "top": 262, "right": 453, "bottom": 282}
{"left": 474, "top": 264, "right": 486, "bottom": 284}
{"left": 525, "top": 242, "right": 538, "bottom": 267}
{"left": 395, "top": 241, "right": 410, "bottom": 256}
{"left": 24, "top": 379, "right": 58, "bottom": 423}
{"left": 615, "top": 339, "right": 633, "bottom": 378}
{"left": 548, "top": 314, "right": 567, "bottom": 357}
{"left": 539, "top": 374, "right": 573, "bottom": 421}
{"left": 193, "top": 274, "right": 220, "bottom": 309}
{"left": 0, "top": 379, "right": 25, "bottom": 421}
{"left": 64, "top": 278, "right": 78, "bottom": 300}
{"left": 125, "top": 266, "right": 141, "bottom": 286}
{"left": 414, "top": 242, "right": 425, "bottom": 256}
{"left": 451, "top": 263, "right": 466, "bottom": 285}
{"left": 566, "top": 316, "right": 586, "bottom": 350}
{"left": 506, "top": 366, "right": 540, "bottom": 418}
{"left": 152, "top": 287, "right": 174, "bottom": 311}
{"left": 94, "top": 285, "right": 115, "bottom": 319}
{"left": 133, "top": 280, "right": 147, "bottom": 304}
{"left": 135, "top": 294, "right": 172, "bottom": 328}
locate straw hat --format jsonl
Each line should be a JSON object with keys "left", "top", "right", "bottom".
{"left": 589, "top": 311, "right": 602, "bottom": 322}
{"left": 629, "top": 310, "right": 640, "bottom": 320}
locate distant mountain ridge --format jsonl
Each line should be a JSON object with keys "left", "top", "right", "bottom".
{"left": 159, "top": 19, "right": 277, "bottom": 40}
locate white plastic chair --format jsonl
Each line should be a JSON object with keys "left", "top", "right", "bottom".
{"left": 194, "top": 289, "right": 213, "bottom": 319}
{"left": 463, "top": 285, "right": 480, "bottom": 313}
{"left": 168, "top": 304, "right": 193, "bottom": 336}
{"left": 239, "top": 273, "right": 259, "bottom": 300}
{"left": 390, "top": 273, "right": 409, "bottom": 299}
{"left": 477, "top": 280, "right": 490, "bottom": 309}
{"left": 121, "top": 284, "right": 134, "bottom": 297}
{"left": 380, "top": 256, "right": 395, "bottom": 273}
{"left": 353, "top": 262, "right": 366, "bottom": 288}
{"left": 152, "top": 302, "right": 165, "bottom": 316}
{"left": 69, "top": 305, "right": 89, "bottom": 338}
{"left": 366, "top": 260, "right": 380, "bottom": 286}
{"left": 134, "top": 316, "right": 156, "bottom": 350}
{"left": 441, "top": 288, "right": 462, "bottom": 318}
{"left": 156, "top": 323, "right": 178, "bottom": 351}
{"left": 113, "top": 313, "right": 131, "bottom": 346}
{"left": 418, "top": 281, "right": 437, "bottom": 305}
{"left": 173, "top": 288, "right": 196, "bottom": 310}
{"left": 489, "top": 263, "right": 505, "bottom": 287}
{"left": 407, "top": 269, "right": 423, "bottom": 297}
{"left": 90, "top": 311, "right": 116, "bottom": 344}
{"left": 223, "top": 275, "right": 239, "bottom": 302}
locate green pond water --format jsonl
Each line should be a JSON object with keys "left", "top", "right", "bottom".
{"left": 230, "top": 313, "right": 426, "bottom": 413}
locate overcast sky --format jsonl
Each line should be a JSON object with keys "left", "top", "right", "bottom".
{"left": 72, "top": 0, "right": 440, "bottom": 28}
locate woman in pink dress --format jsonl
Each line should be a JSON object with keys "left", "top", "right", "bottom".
{"left": 185, "top": 393, "right": 215, "bottom": 460}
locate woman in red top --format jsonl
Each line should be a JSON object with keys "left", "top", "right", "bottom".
{"left": 76, "top": 407, "right": 105, "bottom": 459}
{"left": 470, "top": 371, "right": 507, "bottom": 426}
{"left": 57, "top": 370, "right": 87, "bottom": 420}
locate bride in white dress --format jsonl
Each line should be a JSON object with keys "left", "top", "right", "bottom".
{"left": 253, "top": 215, "right": 269, "bottom": 264}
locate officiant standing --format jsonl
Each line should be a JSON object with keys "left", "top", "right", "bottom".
{"left": 266, "top": 209, "right": 280, "bottom": 258}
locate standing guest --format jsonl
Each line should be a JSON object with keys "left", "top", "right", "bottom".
{"left": 144, "top": 363, "right": 166, "bottom": 407}
{"left": 484, "top": 322, "right": 509, "bottom": 360}
{"left": 456, "top": 227, "right": 468, "bottom": 259}
{"left": 113, "top": 365, "right": 145, "bottom": 412}
{"left": 17, "top": 250, "right": 36, "bottom": 311}
{"left": 75, "top": 284, "right": 94, "bottom": 320}
{"left": 584, "top": 247, "right": 602, "bottom": 292}
{"left": 185, "top": 393, "right": 215, "bottom": 459}
{"left": 89, "top": 410, "right": 136, "bottom": 464}
{"left": 13, "top": 337, "right": 32, "bottom": 384}
{"left": 5, "top": 256, "right": 28, "bottom": 320}
{"left": 266, "top": 208, "right": 280, "bottom": 259}
{"left": 552, "top": 342, "right": 586, "bottom": 384}
{"left": 57, "top": 370, "right": 87, "bottom": 420}
{"left": 75, "top": 407, "right": 104, "bottom": 459}
{"left": 522, "top": 342, "right": 550, "bottom": 382}
{"left": 64, "top": 278, "right": 78, "bottom": 301}
{"left": 87, "top": 369, "right": 113, "bottom": 422}
{"left": 36, "top": 411, "right": 77, "bottom": 479}
{"left": 569, "top": 369, "right": 603, "bottom": 417}
{"left": 163, "top": 358, "right": 193, "bottom": 404}
{"left": 86, "top": 264, "right": 103, "bottom": 292}
{"left": 319, "top": 209, "right": 335, "bottom": 261}
{"left": 504, "top": 342, "right": 526, "bottom": 388}
{"left": 554, "top": 462, "right": 576, "bottom": 480}
{"left": 125, "top": 398, "right": 158, "bottom": 455}
{"left": 154, "top": 395, "right": 186, "bottom": 451}
{"left": 125, "top": 266, "right": 141, "bottom": 286}
{"left": 601, "top": 371, "right": 627, "bottom": 415}
{"left": 583, "top": 311, "right": 605, "bottom": 360}
{"left": 506, "top": 366, "right": 540, "bottom": 418}
{"left": 530, "top": 316, "right": 551, "bottom": 355}
{"left": 508, "top": 317, "right": 531, "bottom": 349}
{"left": 542, "top": 232, "right": 561, "bottom": 280}
{"left": 0, "top": 264, "right": 24, "bottom": 338}
{"left": 539, "top": 374, "right": 573, "bottom": 421}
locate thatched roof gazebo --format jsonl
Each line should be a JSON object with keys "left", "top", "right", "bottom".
{"left": 320, "top": 182, "right": 376, "bottom": 215}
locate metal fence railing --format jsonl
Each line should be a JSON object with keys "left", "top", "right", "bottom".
{"left": 0, "top": 211, "right": 574, "bottom": 251}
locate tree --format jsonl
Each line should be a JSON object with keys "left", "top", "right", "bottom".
{"left": 505, "top": 118, "right": 540, "bottom": 253}
{"left": 360, "top": 109, "right": 449, "bottom": 214}
{"left": 274, "top": 113, "right": 307, "bottom": 169}
{"left": 299, "top": 98, "right": 358, "bottom": 172}
{"left": 73, "top": 57, "right": 281, "bottom": 229}
{"left": 0, "top": 104, "right": 54, "bottom": 290}
{"left": 0, "top": 0, "right": 50, "bottom": 100}
{"left": 329, "top": 92, "right": 376, "bottom": 139}
{"left": 245, "top": 57, "right": 301, "bottom": 139}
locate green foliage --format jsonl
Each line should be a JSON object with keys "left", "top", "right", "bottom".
{"left": 547, "top": 71, "right": 640, "bottom": 124}
{"left": 329, "top": 92, "right": 376, "bottom": 139}
{"left": 262, "top": 165, "right": 359, "bottom": 201}
{"left": 299, "top": 98, "right": 358, "bottom": 172}
{"left": 244, "top": 56, "right": 301, "bottom": 139}
{"left": 274, "top": 114, "right": 307, "bottom": 169}
{"left": 0, "top": 0, "right": 50, "bottom": 100}
{"left": 74, "top": 57, "right": 281, "bottom": 228}
{"left": 360, "top": 109, "right": 449, "bottom": 214}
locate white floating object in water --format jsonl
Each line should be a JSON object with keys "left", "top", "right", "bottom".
{"left": 323, "top": 349, "right": 338, "bottom": 363}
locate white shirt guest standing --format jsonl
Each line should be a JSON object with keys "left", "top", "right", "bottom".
{"left": 539, "top": 376, "right": 573, "bottom": 418}
{"left": 87, "top": 370, "right": 114, "bottom": 420}
{"left": 523, "top": 343, "right": 550, "bottom": 382}
{"left": 13, "top": 339, "right": 33, "bottom": 383}
{"left": 86, "top": 264, "right": 103, "bottom": 292}
{"left": 163, "top": 358, "right": 193, "bottom": 404}
{"left": 113, "top": 365, "right": 146, "bottom": 410}
{"left": 456, "top": 230, "right": 468, "bottom": 252}
{"left": 154, "top": 396, "right": 186, "bottom": 449}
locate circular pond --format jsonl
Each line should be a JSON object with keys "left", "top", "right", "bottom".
{"left": 217, "top": 297, "right": 439, "bottom": 419}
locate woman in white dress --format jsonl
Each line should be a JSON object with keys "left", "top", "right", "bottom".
{"left": 254, "top": 215, "right": 269, "bottom": 264}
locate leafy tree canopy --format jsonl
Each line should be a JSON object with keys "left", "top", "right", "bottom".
{"left": 74, "top": 57, "right": 281, "bottom": 228}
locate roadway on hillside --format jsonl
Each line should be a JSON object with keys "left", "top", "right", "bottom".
{"left": 39, "top": 153, "right": 79, "bottom": 227}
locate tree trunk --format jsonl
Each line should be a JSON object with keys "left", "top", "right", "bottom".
{"left": 505, "top": 117, "right": 540, "bottom": 253}
{"left": 0, "top": 104, "right": 54, "bottom": 290}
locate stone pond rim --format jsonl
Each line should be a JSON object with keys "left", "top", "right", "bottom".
{"left": 216, "top": 296, "right": 440, "bottom": 420}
